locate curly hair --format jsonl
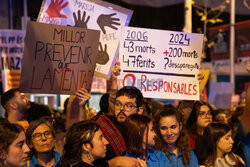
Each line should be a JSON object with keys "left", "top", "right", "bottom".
{"left": 153, "top": 104, "right": 191, "bottom": 166}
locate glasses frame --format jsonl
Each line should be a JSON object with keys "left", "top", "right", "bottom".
{"left": 114, "top": 101, "right": 138, "bottom": 112}
{"left": 198, "top": 110, "right": 213, "bottom": 119}
{"left": 32, "top": 130, "right": 54, "bottom": 141}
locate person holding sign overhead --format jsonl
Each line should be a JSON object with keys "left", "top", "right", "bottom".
{"left": 67, "top": 60, "right": 145, "bottom": 167}
{"left": 92, "top": 86, "right": 144, "bottom": 167}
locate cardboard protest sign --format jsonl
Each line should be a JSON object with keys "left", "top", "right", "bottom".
{"left": 0, "top": 30, "right": 25, "bottom": 91}
{"left": 119, "top": 27, "right": 203, "bottom": 100}
{"left": 37, "top": 0, "right": 133, "bottom": 77}
{"left": 199, "top": 69, "right": 210, "bottom": 94}
{"left": 20, "top": 21, "right": 100, "bottom": 94}
{"left": 208, "top": 82, "right": 233, "bottom": 109}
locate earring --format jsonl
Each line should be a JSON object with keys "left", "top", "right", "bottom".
{"left": 86, "top": 153, "right": 92, "bottom": 161}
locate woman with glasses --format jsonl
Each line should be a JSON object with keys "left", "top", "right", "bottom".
{"left": 186, "top": 101, "right": 214, "bottom": 151}
{"left": 25, "top": 120, "right": 60, "bottom": 167}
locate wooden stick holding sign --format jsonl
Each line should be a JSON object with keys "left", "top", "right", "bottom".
{"left": 119, "top": 27, "right": 204, "bottom": 100}
{"left": 20, "top": 21, "right": 100, "bottom": 94}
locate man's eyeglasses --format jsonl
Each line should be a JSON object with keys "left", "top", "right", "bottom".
{"left": 199, "top": 111, "right": 213, "bottom": 118}
{"left": 115, "top": 101, "right": 137, "bottom": 111}
{"left": 32, "top": 130, "right": 53, "bottom": 141}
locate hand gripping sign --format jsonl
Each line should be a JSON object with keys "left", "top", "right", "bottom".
{"left": 119, "top": 27, "right": 204, "bottom": 100}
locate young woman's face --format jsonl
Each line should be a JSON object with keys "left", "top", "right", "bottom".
{"left": 31, "top": 124, "right": 55, "bottom": 153}
{"left": 196, "top": 105, "right": 213, "bottom": 128}
{"left": 90, "top": 129, "right": 109, "bottom": 160}
{"left": 143, "top": 121, "right": 156, "bottom": 148}
{"left": 159, "top": 115, "right": 182, "bottom": 146}
{"left": 217, "top": 130, "right": 234, "bottom": 155}
{"left": 5, "top": 131, "right": 30, "bottom": 167}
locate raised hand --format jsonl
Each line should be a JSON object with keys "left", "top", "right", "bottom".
{"left": 75, "top": 88, "right": 90, "bottom": 107}
{"left": 111, "top": 60, "right": 121, "bottom": 79}
{"left": 108, "top": 60, "right": 121, "bottom": 90}
{"left": 73, "top": 10, "right": 90, "bottom": 28}
{"left": 96, "top": 42, "right": 109, "bottom": 65}
{"left": 46, "top": 0, "right": 69, "bottom": 18}
{"left": 197, "top": 67, "right": 204, "bottom": 83}
{"left": 97, "top": 13, "right": 120, "bottom": 34}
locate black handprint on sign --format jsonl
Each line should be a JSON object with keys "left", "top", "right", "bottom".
{"left": 96, "top": 42, "right": 109, "bottom": 65}
{"left": 97, "top": 13, "right": 120, "bottom": 34}
{"left": 73, "top": 10, "right": 90, "bottom": 28}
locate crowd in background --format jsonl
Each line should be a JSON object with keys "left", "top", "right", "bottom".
{"left": 0, "top": 60, "right": 249, "bottom": 167}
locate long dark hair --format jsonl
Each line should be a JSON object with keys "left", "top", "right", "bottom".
{"left": 0, "top": 121, "right": 24, "bottom": 163}
{"left": 198, "top": 122, "right": 244, "bottom": 166}
{"left": 154, "top": 104, "right": 190, "bottom": 166}
{"left": 60, "top": 120, "right": 100, "bottom": 167}
{"left": 124, "top": 114, "right": 151, "bottom": 157}
{"left": 186, "top": 101, "right": 214, "bottom": 135}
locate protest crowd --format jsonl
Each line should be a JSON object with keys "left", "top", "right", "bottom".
{"left": 0, "top": 0, "right": 250, "bottom": 167}
{"left": 0, "top": 60, "right": 249, "bottom": 167}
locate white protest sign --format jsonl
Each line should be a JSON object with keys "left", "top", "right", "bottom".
{"left": 37, "top": 0, "right": 133, "bottom": 76}
{"left": 119, "top": 27, "right": 203, "bottom": 100}
{"left": 20, "top": 21, "right": 100, "bottom": 94}
{"left": 0, "top": 30, "right": 25, "bottom": 92}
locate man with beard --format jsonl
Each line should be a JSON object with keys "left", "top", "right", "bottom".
{"left": 71, "top": 61, "right": 145, "bottom": 166}
{"left": 1, "top": 88, "right": 30, "bottom": 129}
{"left": 92, "top": 86, "right": 144, "bottom": 166}
{"left": 72, "top": 86, "right": 144, "bottom": 167}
